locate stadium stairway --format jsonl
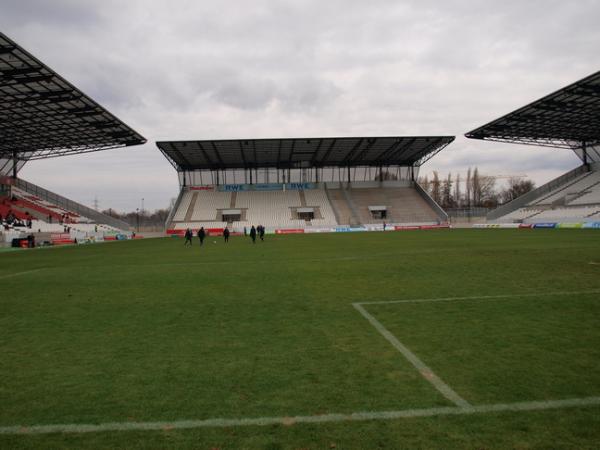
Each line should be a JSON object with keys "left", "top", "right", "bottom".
{"left": 530, "top": 172, "right": 593, "bottom": 205}
{"left": 299, "top": 190, "right": 308, "bottom": 207}
{"left": 325, "top": 188, "right": 356, "bottom": 226}
{"left": 324, "top": 186, "right": 343, "bottom": 225}
{"left": 184, "top": 192, "right": 199, "bottom": 222}
{"left": 524, "top": 209, "right": 544, "bottom": 221}
{"left": 568, "top": 178, "right": 600, "bottom": 205}
{"left": 341, "top": 188, "right": 361, "bottom": 226}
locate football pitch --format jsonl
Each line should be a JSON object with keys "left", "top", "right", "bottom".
{"left": 1, "top": 229, "right": 600, "bottom": 449}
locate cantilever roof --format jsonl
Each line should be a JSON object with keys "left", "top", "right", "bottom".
{"left": 156, "top": 136, "right": 455, "bottom": 171}
{"left": 465, "top": 70, "right": 600, "bottom": 150}
{"left": 0, "top": 32, "right": 146, "bottom": 161}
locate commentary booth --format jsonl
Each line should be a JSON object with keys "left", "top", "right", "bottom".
{"left": 0, "top": 32, "right": 146, "bottom": 243}
{"left": 466, "top": 70, "right": 600, "bottom": 227}
{"left": 157, "top": 136, "right": 454, "bottom": 234}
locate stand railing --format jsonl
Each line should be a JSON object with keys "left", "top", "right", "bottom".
{"left": 164, "top": 188, "right": 184, "bottom": 229}
{"left": 15, "top": 178, "right": 131, "bottom": 230}
{"left": 414, "top": 182, "right": 448, "bottom": 223}
{"left": 486, "top": 165, "right": 590, "bottom": 221}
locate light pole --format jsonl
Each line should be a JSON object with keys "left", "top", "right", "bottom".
{"left": 141, "top": 198, "right": 144, "bottom": 231}
{"left": 136, "top": 208, "right": 139, "bottom": 232}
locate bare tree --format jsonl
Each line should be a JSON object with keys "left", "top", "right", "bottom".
{"left": 478, "top": 175, "right": 498, "bottom": 207}
{"left": 419, "top": 175, "right": 430, "bottom": 194}
{"left": 472, "top": 167, "right": 481, "bottom": 205}
{"left": 454, "top": 173, "right": 461, "bottom": 207}
{"left": 500, "top": 177, "right": 536, "bottom": 203}
{"left": 441, "top": 172, "right": 453, "bottom": 208}
{"left": 465, "top": 167, "right": 472, "bottom": 207}
{"left": 431, "top": 171, "right": 442, "bottom": 204}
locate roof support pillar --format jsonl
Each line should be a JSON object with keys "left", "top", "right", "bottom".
{"left": 12, "top": 150, "right": 18, "bottom": 179}
{"left": 10, "top": 149, "right": 18, "bottom": 197}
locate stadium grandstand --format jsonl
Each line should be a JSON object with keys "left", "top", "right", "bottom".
{"left": 466, "top": 70, "right": 600, "bottom": 225}
{"left": 157, "top": 136, "right": 454, "bottom": 234}
{"left": 0, "top": 32, "right": 145, "bottom": 246}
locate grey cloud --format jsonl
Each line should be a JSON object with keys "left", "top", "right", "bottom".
{"left": 3, "top": 0, "right": 600, "bottom": 210}
{"left": 1, "top": 0, "right": 102, "bottom": 29}
{"left": 210, "top": 76, "right": 277, "bottom": 110}
{"left": 208, "top": 73, "right": 341, "bottom": 112}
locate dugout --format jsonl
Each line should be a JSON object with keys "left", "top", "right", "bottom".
{"left": 369, "top": 206, "right": 387, "bottom": 219}
{"left": 221, "top": 209, "right": 242, "bottom": 222}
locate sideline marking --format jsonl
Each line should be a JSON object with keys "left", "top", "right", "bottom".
{"left": 356, "top": 289, "right": 600, "bottom": 306}
{"left": 353, "top": 303, "right": 470, "bottom": 407}
{"left": 0, "top": 268, "right": 45, "bottom": 280}
{"left": 1, "top": 397, "right": 599, "bottom": 435}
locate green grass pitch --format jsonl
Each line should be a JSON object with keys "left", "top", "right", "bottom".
{"left": 1, "top": 229, "right": 600, "bottom": 449}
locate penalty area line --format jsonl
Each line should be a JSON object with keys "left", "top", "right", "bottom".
{"left": 1, "top": 397, "right": 599, "bottom": 435}
{"left": 353, "top": 303, "right": 470, "bottom": 408}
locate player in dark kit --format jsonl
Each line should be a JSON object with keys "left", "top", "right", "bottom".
{"left": 250, "top": 225, "right": 257, "bottom": 244}
{"left": 198, "top": 227, "right": 206, "bottom": 245}
{"left": 184, "top": 228, "right": 193, "bottom": 245}
{"left": 223, "top": 227, "right": 230, "bottom": 243}
{"left": 259, "top": 225, "right": 265, "bottom": 241}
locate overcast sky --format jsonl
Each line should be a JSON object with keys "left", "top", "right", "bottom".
{"left": 3, "top": 0, "right": 599, "bottom": 211}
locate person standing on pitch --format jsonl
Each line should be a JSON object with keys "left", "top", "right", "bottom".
{"left": 223, "top": 227, "right": 230, "bottom": 243}
{"left": 184, "top": 228, "right": 193, "bottom": 245}
{"left": 259, "top": 224, "right": 265, "bottom": 241}
{"left": 198, "top": 227, "right": 206, "bottom": 245}
{"left": 250, "top": 225, "right": 257, "bottom": 244}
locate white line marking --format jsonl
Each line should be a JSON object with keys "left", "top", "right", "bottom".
{"left": 1, "top": 397, "right": 599, "bottom": 435}
{"left": 357, "top": 289, "right": 600, "bottom": 305}
{"left": 352, "top": 302, "right": 470, "bottom": 408}
{"left": 0, "top": 268, "right": 45, "bottom": 280}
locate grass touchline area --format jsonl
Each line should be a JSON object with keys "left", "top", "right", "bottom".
{"left": 2, "top": 397, "right": 600, "bottom": 436}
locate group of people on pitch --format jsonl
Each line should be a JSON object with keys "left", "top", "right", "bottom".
{"left": 246, "top": 225, "right": 265, "bottom": 243}
{"left": 183, "top": 225, "right": 265, "bottom": 245}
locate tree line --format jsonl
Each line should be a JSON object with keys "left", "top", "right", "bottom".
{"left": 102, "top": 207, "right": 171, "bottom": 228}
{"left": 418, "top": 168, "right": 535, "bottom": 209}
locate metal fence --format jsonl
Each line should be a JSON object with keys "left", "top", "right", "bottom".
{"left": 445, "top": 207, "right": 491, "bottom": 218}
